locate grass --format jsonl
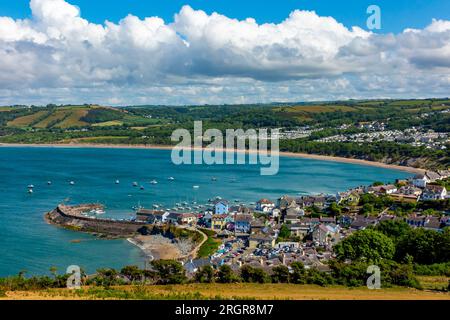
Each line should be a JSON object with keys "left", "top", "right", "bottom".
{"left": 7, "top": 110, "right": 49, "bottom": 127}
{"left": 417, "top": 276, "right": 449, "bottom": 291}
{"left": 54, "top": 108, "right": 89, "bottom": 128}
{"left": 33, "top": 110, "right": 69, "bottom": 128}
{"left": 92, "top": 120, "right": 124, "bottom": 127}
{"left": 197, "top": 228, "right": 221, "bottom": 258}
{"left": 2, "top": 283, "right": 449, "bottom": 300}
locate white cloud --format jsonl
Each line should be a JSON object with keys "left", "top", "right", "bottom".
{"left": 0, "top": 0, "right": 449, "bottom": 105}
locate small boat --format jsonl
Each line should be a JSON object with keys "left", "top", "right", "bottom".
{"left": 115, "top": 180, "right": 120, "bottom": 184}
{"left": 69, "top": 181, "right": 75, "bottom": 186}
{"left": 47, "top": 181, "right": 52, "bottom": 185}
{"left": 140, "top": 186, "right": 145, "bottom": 190}
{"left": 28, "top": 189, "right": 34, "bottom": 194}
{"left": 211, "top": 177, "right": 217, "bottom": 181}
{"left": 168, "top": 177, "right": 175, "bottom": 181}
{"left": 193, "top": 185, "right": 200, "bottom": 189}
{"left": 150, "top": 180, "right": 158, "bottom": 185}
{"left": 28, "top": 184, "right": 35, "bottom": 189}
{"left": 132, "top": 182, "right": 138, "bottom": 187}
{"left": 153, "top": 204, "right": 160, "bottom": 209}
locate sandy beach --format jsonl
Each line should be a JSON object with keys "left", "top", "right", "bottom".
{"left": 0, "top": 142, "right": 426, "bottom": 174}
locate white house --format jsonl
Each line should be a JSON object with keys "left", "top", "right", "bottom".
{"left": 256, "top": 199, "right": 275, "bottom": 213}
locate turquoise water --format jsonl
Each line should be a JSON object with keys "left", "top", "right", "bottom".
{"left": 0, "top": 147, "right": 410, "bottom": 276}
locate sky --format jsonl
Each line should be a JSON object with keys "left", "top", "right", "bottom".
{"left": 0, "top": 0, "right": 449, "bottom": 105}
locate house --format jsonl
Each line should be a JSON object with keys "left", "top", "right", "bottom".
{"left": 178, "top": 213, "right": 198, "bottom": 226}
{"left": 296, "top": 196, "right": 326, "bottom": 209}
{"left": 405, "top": 215, "right": 427, "bottom": 227}
{"left": 424, "top": 217, "right": 442, "bottom": 231}
{"left": 214, "top": 200, "right": 229, "bottom": 215}
{"left": 421, "top": 185, "right": 447, "bottom": 200}
{"left": 211, "top": 214, "right": 228, "bottom": 231}
{"left": 184, "top": 258, "right": 211, "bottom": 275}
{"left": 201, "top": 212, "right": 213, "bottom": 228}
{"left": 250, "top": 219, "right": 266, "bottom": 234}
{"left": 256, "top": 199, "right": 275, "bottom": 213}
{"left": 229, "top": 205, "right": 251, "bottom": 214}
{"left": 437, "top": 170, "right": 450, "bottom": 179}
{"left": 413, "top": 171, "right": 441, "bottom": 188}
{"left": 277, "top": 196, "right": 296, "bottom": 209}
{"left": 287, "top": 223, "right": 311, "bottom": 238}
{"left": 136, "top": 209, "right": 169, "bottom": 223}
{"left": 234, "top": 214, "right": 253, "bottom": 233}
{"left": 270, "top": 208, "right": 281, "bottom": 219}
{"left": 336, "top": 191, "right": 360, "bottom": 205}
{"left": 350, "top": 215, "right": 378, "bottom": 230}
{"left": 320, "top": 217, "right": 336, "bottom": 225}
{"left": 248, "top": 234, "right": 276, "bottom": 249}
{"left": 312, "top": 224, "right": 340, "bottom": 246}
{"left": 380, "top": 185, "right": 398, "bottom": 194}
{"left": 284, "top": 206, "right": 305, "bottom": 224}
{"left": 167, "top": 212, "right": 197, "bottom": 226}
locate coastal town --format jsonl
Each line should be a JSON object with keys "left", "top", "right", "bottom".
{"left": 122, "top": 169, "right": 450, "bottom": 275}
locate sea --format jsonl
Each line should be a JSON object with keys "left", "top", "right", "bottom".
{"left": 0, "top": 146, "right": 411, "bottom": 276}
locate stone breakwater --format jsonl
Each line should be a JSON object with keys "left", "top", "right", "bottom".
{"left": 45, "top": 204, "right": 146, "bottom": 237}
{"left": 45, "top": 204, "right": 204, "bottom": 260}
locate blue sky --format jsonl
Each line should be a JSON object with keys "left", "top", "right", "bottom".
{"left": 0, "top": 0, "right": 449, "bottom": 105}
{"left": 1, "top": 0, "right": 449, "bottom": 33}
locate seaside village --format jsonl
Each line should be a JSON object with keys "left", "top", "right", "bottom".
{"left": 132, "top": 169, "right": 450, "bottom": 275}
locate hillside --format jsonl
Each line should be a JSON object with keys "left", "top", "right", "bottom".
{"left": 0, "top": 99, "right": 448, "bottom": 170}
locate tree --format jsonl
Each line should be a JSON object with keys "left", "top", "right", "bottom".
{"left": 240, "top": 265, "right": 269, "bottom": 284}
{"left": 328, "top": 202, "right": 341, "bottom": 216}
{"left": 217, "top": 265, "right": 236, "bottom": 283}
{"left": 271, "top": 265, "right": 290, "bottom": 283}
{"left": 120, "top": 265, "right": 143, "bottom": 282}
{"left": 361, "top": 203, "right": 375, "bottom": 215}
{"left": 334, "top": 229, "right": 395, "bottom": 263}
{"left": 194, "top": 266, "right": 215, "bottom": 283}
{"left": 374, "top": 220, "right": 410, "bottom": 241}
{"left": 290, "top": 262, "right": 306, "bottom": 284}
{"left": 278, "top": 224, "right": 290, "bottom": 239}
{"left": 396, "top": 228, "right": 450, "bottom": 264}
{"left": 151, "top": 260, "right": 187, "bottom": 285}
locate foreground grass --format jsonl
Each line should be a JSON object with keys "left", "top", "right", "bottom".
{"left": 2, "top": 283, "right": 449, "bottom": 300}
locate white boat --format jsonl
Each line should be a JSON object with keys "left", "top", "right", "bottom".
{"left": 140, "top": 186, "right": 145, "bottom": 190}
{"left": 150, "top": 180, "right": 158, "bottom": 185}
{"left": 28, "top": 189, "right": 33, "bottom": 194}
{"left": 28, "top": 184, "right": 35, "bottom": 189}
{"left": 90, "top": 209, "right": 105, "bottom": 215}
{"left": 47, "top": 181, "right": 52, "bottom": 185}
{"left": 69, "top": 181, "right": 75, "bottom": 185}
{"left": 211, "top": 177, "right": 217, "bottom": 181}
{"left": 132, "top": 182, "right": 138, "bottom": 187}
{"left": 115, "top": 180, "right": 120, "bottom": 184}
{"left": 168, "top": 177, "right": 175, "bottom": 181}
{"left": 193, "top": 185, "right": 200, "bottom": 189}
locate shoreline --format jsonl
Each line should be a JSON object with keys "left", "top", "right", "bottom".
{"left": 0, "top": 142, "right": 425, "bottom": 174}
